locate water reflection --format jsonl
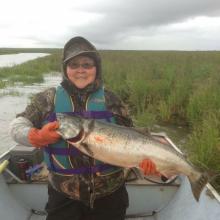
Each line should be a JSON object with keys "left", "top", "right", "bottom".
{"left": 0, "top": 72, "right": 61, "bottom": 155}
{"left": 0, "top": 53, "right": 49, "bottom": 67}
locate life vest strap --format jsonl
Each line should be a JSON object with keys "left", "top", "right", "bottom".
{"left": 44, "top": 147, "right": 81, "bottom": 156}
{"left": 46, "top": 111, "right": 113, "bottom": 122}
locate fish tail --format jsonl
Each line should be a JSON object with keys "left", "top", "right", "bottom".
{"left": 189, "top": 172, "right": 209, "bottom": 201}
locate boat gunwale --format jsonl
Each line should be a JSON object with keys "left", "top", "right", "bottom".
{"left": 1, "top": 134, "right": 220, "bottom": 203}
{"left": 0, "top": 144, "right": 16, "bottom": 160}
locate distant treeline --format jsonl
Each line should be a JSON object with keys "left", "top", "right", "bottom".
{"left": 0, "top": 48, "right": 61, "bottom": 55}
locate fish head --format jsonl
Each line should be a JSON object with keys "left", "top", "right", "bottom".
{"left": 56, "top": 113, "right": 83, "bottom": 140}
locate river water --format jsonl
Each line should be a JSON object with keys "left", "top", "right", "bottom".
{"left": 0, "top": 72, "right": 61, "bottom": 155}
{"left": 0, "top": 52, "right": 57, "bottom": 155}
{"left": 0, "top": 73, "right": 62, "bottom": 156}
{"left": 0, "top": 53, "right": 49, "bottom": 67}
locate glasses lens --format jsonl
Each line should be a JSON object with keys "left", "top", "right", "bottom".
{"left": 68, "top": 62, "right": 95, "bottom": 69}
{"left": 68, "top": 63, "right": 78, "bottom": 69}
{"left": 81, "top": 63, "right": 94, "bottom": 69}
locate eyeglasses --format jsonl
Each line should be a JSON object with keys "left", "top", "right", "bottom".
{"left": 67, "top": 62, "right": 95, "bottom": 69}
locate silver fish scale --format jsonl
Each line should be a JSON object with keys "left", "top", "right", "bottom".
{"left": 58, "top": 116, "right": 200, "bottom": 179}
{"left": 81, "top": 120, "right": 191, "bottom": 174}
{"left": 57, "top": 114, "right": 208, "bottom": 201}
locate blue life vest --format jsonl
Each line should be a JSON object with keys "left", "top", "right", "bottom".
{"left": 43, "top": 85, "right": 122, "bottom": 175}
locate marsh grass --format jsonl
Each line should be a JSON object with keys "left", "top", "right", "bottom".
{"left": 0, "top": 90, "right": 21, "bottom": 97}
{"left": 101, "top": 50, "right": 220, "bottom": 190}
{"left": 186, "top": 112, "right": 220, "bottom": 190}
{"left": 0, "top": 52, "right": 61, "bottom": 88}
{"left": 1, "top": 49, "right": 220, "bottom": 190}
{"left": 187, "top": 112, "right": 220, "bottom": 170}
{"left": 0, "top": 48, "right": 60, "bottom": 55}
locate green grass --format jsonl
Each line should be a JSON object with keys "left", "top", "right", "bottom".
{"left": 101, "top": 50, "right": 220, "bottom": 189}
{"left": 0, "top": 90, "right": 21, "bottom": 97}
{"left": 1, "top": 48, "right": 220, "bottom": 191}
{"left": 0, "top": 48, "right": 60, "bottom": 55}
{"left": 0, "top": 51, "right": 61, "bottom": 88}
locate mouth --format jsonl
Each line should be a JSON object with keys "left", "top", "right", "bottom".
{"left": 75, "top": 75, "right": 88, "bottom": 79}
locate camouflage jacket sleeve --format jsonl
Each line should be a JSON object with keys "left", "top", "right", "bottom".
{"left": 104, "top": 89, "right": 133, "bottom": 127}
{"left": 16, "top": 88, "right": 56, "bottom": 128}
{"left": 10, "top": 88, "right": 56, "bottom": 146}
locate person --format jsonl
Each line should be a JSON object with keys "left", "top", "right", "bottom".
{"left": 10, "top": 36, "right": 158, "bottom": 220}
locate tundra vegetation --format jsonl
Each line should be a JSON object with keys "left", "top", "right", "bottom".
{"left": 0, "top": 48, "right": 219, "bottom": 191}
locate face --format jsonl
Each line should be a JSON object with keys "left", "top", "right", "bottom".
{"left": 66, "top": 56, "right": 96, "bottom": 89}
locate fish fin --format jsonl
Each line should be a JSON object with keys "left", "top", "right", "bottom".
{"left": 83, "top": 119, "right": 95, "bottom": 140}
{"left": 131, "top": 127, "right": 151, "bottom": 136}
{"left": 125, "top": 168, "right": 144, "bottom": 182}
{"left": 133, "top": 167, "right": 145, "bottom": 179}
{"left": 88, "top": 119, "right": 95, "bottom": 131}
{"left": 80, "top": 143, "right": 94, "bottom": 157}
{"left": 189, "top": 172, "right": 209, "bottom": 201}
{"left": 84, "top": 119, "right": 95, "bottom": 135}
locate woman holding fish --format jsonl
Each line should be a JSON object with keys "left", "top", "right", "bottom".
{"left": 10, "top": 36, "right": 158, "bottom": 220}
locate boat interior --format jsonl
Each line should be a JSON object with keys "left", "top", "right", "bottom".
{"left": 0, "top": 134, "right": 219, "bottom": 220}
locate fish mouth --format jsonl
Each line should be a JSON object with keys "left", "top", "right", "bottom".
{"left": 66, "top": 128, "right": 85, "bottom": 144}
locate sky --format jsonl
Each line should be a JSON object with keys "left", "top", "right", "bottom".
{"left": 1, "top": 0, "right": 220, "bottom": 50}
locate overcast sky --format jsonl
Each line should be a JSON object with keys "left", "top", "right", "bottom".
{"left": 1, "top": 0, "right": 220, "bottom": 50}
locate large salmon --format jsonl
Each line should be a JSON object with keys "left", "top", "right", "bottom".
{"left": 56, "top": 113, "right": 209, "bottom": 201}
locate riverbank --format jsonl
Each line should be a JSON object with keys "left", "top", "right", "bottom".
{"left": 0, "top": 73, "right": 61, "bottom": 155}
{"left": 0, "top": 52, "right": 60, "bottom": 88}
{"left": 0, "top": 53, "right": 50, "bottom": 68}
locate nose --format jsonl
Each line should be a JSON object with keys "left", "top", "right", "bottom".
{"left": 76, "top": 65, "right": 85, "bottom": 72}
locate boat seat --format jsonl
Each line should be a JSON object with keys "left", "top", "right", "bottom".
{"left": 29, "top": 213, "right": 46, "bottom": 220}
{"left": 126, "top": 216, "right": 156, "bottom": 220}
{"left": 29, "top": 213, "right": 156, "bottom": 220}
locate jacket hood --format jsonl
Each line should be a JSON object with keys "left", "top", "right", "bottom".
{"left": 61, "top": 36, "right": 102, "bottom": 95}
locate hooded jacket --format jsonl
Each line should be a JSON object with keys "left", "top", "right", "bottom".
{"left": 10, "top": 36, "right": 133, "bottom": 206}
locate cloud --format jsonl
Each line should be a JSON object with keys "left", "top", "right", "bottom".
{"left": 70, "top": 0, "right": 220, "bottom": 46}
{"left": 1, "top": 0, "right": 220, "bottom": 49}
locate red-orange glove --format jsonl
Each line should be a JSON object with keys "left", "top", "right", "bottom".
{"left": 139, "top": 159, "right": 159, "bottom": 176}
{"left": 28, "top": 121, "right": 61, "bottom": 147}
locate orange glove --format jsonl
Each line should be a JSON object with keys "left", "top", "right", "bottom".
{"left": 139, "top": 159, "right": 159, "bottom": 176}
{"left": 28, "top": 121, "right": 61, "bottom": 147}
